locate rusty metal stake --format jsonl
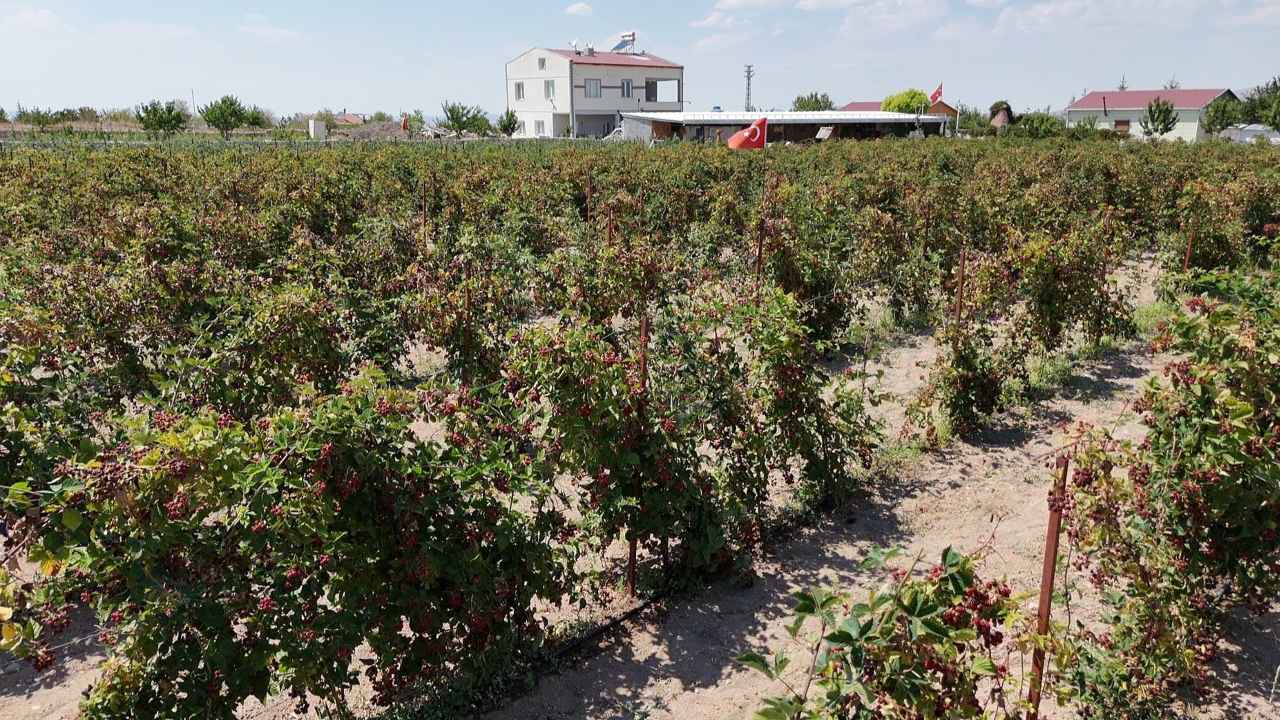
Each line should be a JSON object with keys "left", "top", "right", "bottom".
{"left": 628, "top": 297, "right": 652, "bottom": 598}
{"left": 1028, "top": 455, "right": 1070, "bottom": 719}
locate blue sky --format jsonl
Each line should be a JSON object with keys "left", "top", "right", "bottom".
{"left": 2, "top": 0, "right": 1277, "bottom": 118}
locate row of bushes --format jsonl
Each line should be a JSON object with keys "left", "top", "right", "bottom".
{"left": 0, "top": 139, "right": 1277, "bottom": 717}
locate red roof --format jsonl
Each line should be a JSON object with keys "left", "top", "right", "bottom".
{"left": 840, "top": 101, "right": 883, "bottom": 111}
{"left": 549, "top": 49, "right": 681, "bottom": 69}
{"left": 1067, "top": 89, "right": 1232, "bottom": 111}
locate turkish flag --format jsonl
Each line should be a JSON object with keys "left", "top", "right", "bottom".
{"left": 727, "top": 118, "right": 767, "bottom": 149}
{"left": 930, "top": 83, "right": 944, "bottom": 104}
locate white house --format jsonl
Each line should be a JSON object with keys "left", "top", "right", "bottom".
{"left": 505, "top": 47, "right": 684, "bottom": 139}
{"left": 1065, "top": 88, "right": 1237, "bottom": 142}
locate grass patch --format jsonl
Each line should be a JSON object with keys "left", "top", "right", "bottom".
{"left": 1133, "top": 301, "right": 1177, "bottom": 339}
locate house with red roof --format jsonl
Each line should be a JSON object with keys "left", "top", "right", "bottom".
{"left": 1065, "top": 88, "right": 1237, "bottom": 141}
{"left": 505, "top": 46, "right": 684, "bottom": 139}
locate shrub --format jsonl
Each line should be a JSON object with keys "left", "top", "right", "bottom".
{"left": 739, "top": 548, "right": 1025, "bottom": 720}
{"left": 12, "top": 367, "right": 576, "bottom": 718}
{"left": 1060, "top": 271, "right": 1280, "bottom": 717}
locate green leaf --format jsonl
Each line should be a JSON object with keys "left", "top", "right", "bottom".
{"left": 735, "top": 651, "right": 774, "bottom": 679}
{"left": 61, "top": 509, "right": 83, "bottom": 532}
{"left": 971, "top": 656, "right": 998, "bottom": 676}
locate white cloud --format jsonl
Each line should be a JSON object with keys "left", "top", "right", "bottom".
{"left": 694, "top": 31, "right": 755, "bottom": 49}
{"left": 238, "top": 13, "right": 300, "bottom": 41}
{"left": 994, "top": 0, "right": 1212, "bottom": 34}
{"left": 691, "top": 11, "right": 737, "bottom": 27}
{"left": 713, "top": 0, "right": 785, "bottom": 9}
{"left": 1, "top": 6, "right": 69, "bottom": 34}
{"left": 1223, "top": 0, "right": 1280, "bottom": 25}
{"left": 564, "top": 2, "right": 593, "bottom": 16}
{"left": 102, "top": 20, "right": 198, "bottom": 41}
{"left": 834, "top": 0, "right": 949, "bottom": 33}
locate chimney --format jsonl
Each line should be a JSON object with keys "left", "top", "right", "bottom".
{"left": 586, "top": 46, "right": 595, "bottom": 56}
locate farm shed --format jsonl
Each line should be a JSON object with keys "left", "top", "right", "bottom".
{"left": 620, "top": 110, "right": 947, "bottom": 144}
{"left": 1065, "top": 88, "right": 1237, "bottom": 142}
{"left": 1221, "top": 123, "right": 1280, "bottom": 145}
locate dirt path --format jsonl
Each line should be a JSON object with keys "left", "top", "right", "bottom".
{"left": 480, "top": 340, "right": 1277, "bottom": 720}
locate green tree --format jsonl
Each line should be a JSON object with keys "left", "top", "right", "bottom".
{"left": 0, "top": 107, "right": 7, "bottom": 123}
{"left": 16, "top": 105, "right": 57, "bottom": 130}
{"left": 314, "top": 108, "right": 338, "bottom": 131}
{"left": 1200, "top": 96, "right": 1241, "bottom": 136}
{"left": 243, "top": 105, "right": 273, "bottom": 129}
{"left": 135, "top": 100, "right": 189, "bottom": 138}
{"left": 437, "top": 101, "right": 489, "bottom": 135}
{"left": 199, "top": 95, "right": 247, "bottom": 139}
{"left": 497, "top": 109, "right": 519, "bottom": 137}
{"left": 791, "top": 92, "right": 835, "bottom": 111}
{"left": 369, "top": 111, "right": 393, "bottom": 123}
{"left": 956, "top": 104, "right": 987, "bottom": 134}
{"left": 1264, "top": 96, "right": 1280, "bottom": 134}
{"left": 1140, "top": 97, "right": 1177, "bottom": 138}
{"left": 1017, "top": 111, "right": 1065, "bottom": 138}
{"left": 1242, "top": 77, "right": 1280, "bottom": 124}
{"left": 882, "top": 89, "right": 930, "bottom": 114}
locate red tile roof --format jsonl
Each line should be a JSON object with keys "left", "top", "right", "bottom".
{"left": 1067, "top": 89, "right": 1232, "bottom": 111}
{"left": 840, "top": 101, "right": 883, "bottom": 111}
{"left": 549, "top": 49, "right": 681, "bottom": 69}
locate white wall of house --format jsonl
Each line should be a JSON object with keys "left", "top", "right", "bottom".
{"left": 506, "top": 49, "right": 572, "bottom": 138}
{"left": 1067, "top": 108, "right": 1206, "bottom": 142}
{"left": 570, "top": 64, "right": 682, "bottom": 113}
{"left": 506, "top": 49, "right": 684, "bottom": 138}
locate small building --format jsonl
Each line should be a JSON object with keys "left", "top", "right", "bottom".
{"left": 1065, "top": 88, "right": 1237, "bottom": 141}
{"left": 1220, "top": 123, "right": 1280, "bottom": 145}
{"left": 620, "top": 110, "right": 948, "bottom": 144}
{"left": 334, "top": 112, "right": 365, "bottom": 126}
{"left": 505, "top": 47, "right": 684, "bottom": 139}
{"left": 929, "top": 100, "right": 958, "bottom": 120}
{"left": 840, "top": 101, "right": 883, "bottom": 112}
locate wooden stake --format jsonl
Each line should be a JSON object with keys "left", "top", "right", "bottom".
{"left": 1183, "top": 229, "right": 1195, "bottom": 274}
{"left": 952, "top": 250, "right": 968, "bottom": 326}
{"left": 1028, "top": 455, "right": 1070, "bottom": 720}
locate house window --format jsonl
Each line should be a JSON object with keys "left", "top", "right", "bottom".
{"left": 585, "top": 79, "right": 601, "bottom": 99}
{"left": 538, "top": 58, "right": 546, "bottom": 71}
{"left": 1114, "top": 119, "right": 1131, "bottom": 135}
{"left": 516, "top": 121, "right": 525, "bottom": 136}
{"left": 544, "top": 80, "right": 555, "bottom": 99}
{"left": 621, "top": 79, "right": 633, "bottom": 98}
{"left": 645, "top": 81, "right": 658, "bottom": 103}
{"left": 514, "top": 82, "right": 524, "bottom": 101}
{"left": 534, "top": 120, "right": 545, "bottom": 136}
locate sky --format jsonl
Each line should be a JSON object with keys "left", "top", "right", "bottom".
{"left": 2, "top": 0, "right": 1277, "bottom": 118}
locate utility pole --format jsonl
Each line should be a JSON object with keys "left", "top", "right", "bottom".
{"left": 744, "top": 64, "right": 755, "bottom": 112}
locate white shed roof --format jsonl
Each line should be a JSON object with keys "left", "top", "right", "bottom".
{"left": 621, "top": 111, "right": 947, "bottom": 125}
